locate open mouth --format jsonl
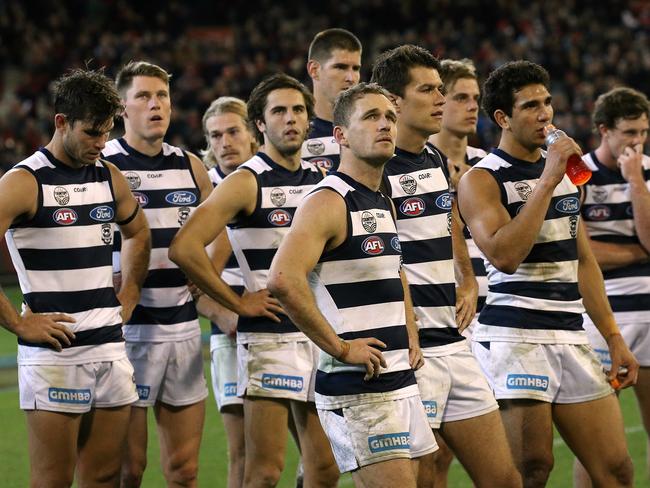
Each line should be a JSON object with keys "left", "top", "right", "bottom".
{"left": 150, "top": 115, "right": 164, "bottom": 122}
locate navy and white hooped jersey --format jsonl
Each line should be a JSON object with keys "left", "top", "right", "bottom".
{"left": 308, "top": 172, "right": 418, "bottom": 409}
{"left": 471, "top": 149, "right": 587, "bottom": 344}
{"left": 300, "top": 118, "right": 339, "bottom": 172}
{"left": 227, "top": 152, "right": 323, "bottom": 344}
{"left": 383, "top": 145, "right": 463, "bottom": 356}
{"left": 102, "top": 138, "right": 200, "bottom": 342}
{"left": 435, "top": 145, "right": 489, "bottom": 313}
{"left": 5, "top": 149, "right": 125, "bottom": 366}
{"left": 581, "top": 151, "right": 650, "bottom": 324}
{"left": 207, "top": 166, "right": 244, "bottom": 335}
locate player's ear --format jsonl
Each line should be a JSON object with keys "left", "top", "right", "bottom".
{"left": 333, "top": 125, "right": 349, "bottom": 148}
{"left": 494, "top": 109, "right": 510, "bottom": 130}
{"left": 307, "top": 60, "right": 320, "bottom": 81}
{"left": 255, "top": 118, "right": 266, "bottom": 135}
{"left": 387, "top": 93, "right": 402, "bottom": 114}
{"left": 54, "top": 114, "right": 67, "bottom": 130}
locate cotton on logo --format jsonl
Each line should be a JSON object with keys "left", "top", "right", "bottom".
{"left": 399, "top": 197, "right": 425, "bottom": 216}
{"left": 268, "top": 209, "right": 292, "bottom": 226}
{"left": 362, "top": 236, "right": 384, "bottom": 255}
{"left": 53, "top": 208, "right": 77, "bottom": 225}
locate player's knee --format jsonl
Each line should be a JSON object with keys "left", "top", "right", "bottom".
{"left": 121, "top": 457, "right": 147, "bottom": 487}
{"left": 605, "top": 454, "right": 634, "bottom": 487}
{"left": 165, "top": 455, "right": 199, "bottom": 486}
{"left": 521, "top": 455, "right": 553, "bottom": 488}
{"left": 244, "top": 464, "right": 283, "bottom": 487}
{"left": 32, "top": 470, "right": 75, "bottom": 488}
{"left": 307, "top": 458, "right": 340, "bottom": 487}
{"left": 433, "top": 444, "right": 454, "bottom": 471}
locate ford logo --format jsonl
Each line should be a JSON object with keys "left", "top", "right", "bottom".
{"left": 165, "top": 191, "right": 197, "bottom": 206}
{"left": 89, "top": 205, "right": 114, "bottom": 222}
{"left": 435, "top": 192, "right": 452, "bottom": 210}
{"left": 555, "top": 197, "right": 580, "bottom": 214}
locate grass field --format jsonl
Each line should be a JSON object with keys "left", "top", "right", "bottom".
{"left": 0, "top": 286, "right": 649, "bottom": 486}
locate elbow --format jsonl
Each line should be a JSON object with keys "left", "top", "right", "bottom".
{"left": 168, "top": 236, "right": 185, "bottom": 267}
{"left": 267, "top": 270, "right": 289, "bottom": 301}
{"left": 490, "top": 257, "right": 519, "bottom": 275}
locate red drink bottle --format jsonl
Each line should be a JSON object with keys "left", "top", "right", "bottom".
{"left": 544, "top": 124, "right": 592, "bottom": 185}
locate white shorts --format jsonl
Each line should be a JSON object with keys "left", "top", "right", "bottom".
{"left": 126, "top": 336, "right": 208, "bottom": 407}
{"left": 472, "top": 341, "right": 613, "bottom": 403}
{"left": 317, "top": 395, "right": 438, "bottom": 473}
{"left": 19, "top": 357, "right": 138, "bottom": 413}
{"left": 210, "top": 334, "right": 242, "bottom": 410}
{"left": 583, "top": 319, "right": 650, "bottom": 367}
{"left": 415, "top": 346, "right": 498, "bottom": 428}
{"left": 237, "top": 340, "right": 318, "bottom": 402}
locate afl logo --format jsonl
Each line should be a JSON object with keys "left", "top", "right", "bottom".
{"left": 400, "top": 197, "right": 425, "bottom": 216}
{"left": 53, "top": 208, "right": 78, "bottom": 225}
{"left": 311, "top": 157, "right": 333, "bottom": 170}
{"left": 165, "top": 191, "right": 197, "bottom": 206}
{"left": 270, "top": 188, "right": 286, "bottom": 207}
{"left": 585, "top": 205, "right": 611, "bottom": 221}
{"left": 132, "top": 192, "right": 149, "bottom": 207}
{"left": 89, "top": 205, "right": 114, "bottom": 222}
{"left": 125, "top": 172, "right": 141, "bottom": 190}
{"left": 435, "top": 193, "right": 452, "bottom": 210}
{"left": 53, "top": 186, "right": 70, "bottom": 205}
{"left": 268, "top": 209, "right": 292, "bottom": 226}
{"left": 306, "top": 140, "right": 325, "bottom": 155}
{"left": 361, "top": 211, "right": 377, "bottom": 232}
{"left": 391, "top": 236, "right": 402, "bottom": 252}
{"left": 399, "top": 174, "right": 417, "bottom": 195}
{"left": 514, "top": 182, "right": 532, "bottom": 201}
{"left": 555, "top": 197, "right": 580, "bottom": 214}
{"left": 362, "top": 236, "right": 385, "bottom": 255}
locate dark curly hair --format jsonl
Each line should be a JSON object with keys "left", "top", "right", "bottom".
{"left": 53, "top": 68, "right": 122, "bottom": 129}
{"left": 592, "top": 87, "right": 650, "bottom": 131}
{"left": 371, "top": 44, "right": 441, "bottom": 98}
{"left": 246, "top": 73, "right": 314, "bottom": 145}
{"left": 481, "top": 60, "right": 550, "bottom": 124}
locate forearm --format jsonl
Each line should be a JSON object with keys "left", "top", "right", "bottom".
{"left": 196, "top": 294, "right": 237, "bottom": 332}
{"left": 399, "top": 269, "right": 418, "bottom": 342}
{"left": 629, "top": 178, "right": 650, "bottom": 252}
{"left": 589, "top": 239, "right": 648, "bottom": 271}
{"left": 0, "top": 289, "right": 20, "bottom": 334}
{"left": 578, "top": 253, "right": 619, "bottom": 340}
{"left": 451, "top": 210, "right": 475, "bottom": 286}
{"left": 119, "top": 227, "right": 151, "bottom": 299}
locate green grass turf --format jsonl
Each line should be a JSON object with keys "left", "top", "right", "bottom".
{"left": 0, "top": 285, "right": 649, "bottom": 486}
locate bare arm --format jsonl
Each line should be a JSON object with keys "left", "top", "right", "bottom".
{"left": 268, "top": 190, "right": 387, "bottom": 380}
{"left": 451, "top": 201, "right": 477, "bottom": 330}
{"left": 457, "top": 140, "right": 578, "bottom": 273}
{"left": 400, "top": 267, "right": 423, "bottom": 370}
{"left": 577, "top": 219, "right": 639, "bottom": 389}
{"left": 169, "top": 169, "right": 282, "bottom": 320}
{"left": 188, "top": 152, "right": 214, "bottom": 203}
{"left": 587, "top": 237, "right": 649, "bottom": 271}
{"left": 0, "top": 169, "right": 75, "bottom": 350}
{"left": 107, "top": 163, "right": 151, "bottom": 323}
{"left": 618, "top": 146, "right": 650, "bottom": 252}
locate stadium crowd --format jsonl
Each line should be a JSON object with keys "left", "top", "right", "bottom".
{"left": 1, "top": 0, "right": 650, "bottom": 174}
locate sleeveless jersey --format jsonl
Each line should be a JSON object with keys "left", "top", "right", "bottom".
{"left": 309, "top": 172, "right": 418, "bottom": 409}
{"left": 227, "top": 152, "right": 323, "bottom": 344}
{"left": 102, "top": 138, "right": 200, "bottom": 342}
{"left": 383, "top": 145, "right": 464, "bottom": 356}
{"left": 301, "top": 117, "right": 340, "bottom": 171}
{"left": 207, "top": 165, "right": 245, "bottom": 335}
{"left": 581, "top": 151, "right": 650, "bottom": 324}
{"left": 472, "top": 148, "right": 587, "bottom": 344}
{"left": 6, "top": 149, "right": 125, "bottom": 365}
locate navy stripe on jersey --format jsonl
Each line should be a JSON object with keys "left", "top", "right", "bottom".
{"left": 473, "top": 149, "right": 584, "bottom": 337}
{"left": 19, "top": 324, "right": 123, "bottom": 349}
{"left": 6, "top": 149, "right": 123, "bottom": 356}
{"left": 339, "top": 325, "right": 409, "bottom": 351}
{"left": 143, "top": 269, "right": 188, "bottom": 289}
{"left": 327, "top": 278, "right": 404, "bottom": 309}
{"left": 581, "top": 151, "right": 650, "bottom": 315}
{"left": 419, "top": 328, "right": 465, "bottom": 348}
{"left": 315, "top": 369, "right": 416, "bottom": 397}
{"left": 383, "top": 145, "right": 461, "bottom": 350}
{"left": 227, "top": 152, "right": 323, "bottom": 338}
{"left": 300, "top": 118, "right": 340, "bottom": 171}
{"left": 130, "top": 301, "right": 198, "bottom": 325}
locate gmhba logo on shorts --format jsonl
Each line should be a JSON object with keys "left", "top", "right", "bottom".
{"left": 506, "top": 374, "right": 549, "bottom": 391}
{"left": 261, "top": 373, "right": 303, "bottom": 392}
{"left": 48, "top": 387, "right": 92, "bottom": 404}
{"left": 368, "top": 432, "right": 411, "bottom": 453}
{"left": 136, "top": 384, "right": 150, "bottom": 400}
{"left": 224, "top": 382, "right": 237, "bottom": 397}
{"left": 422, "top": 400, "right": 438, "bottom": 418}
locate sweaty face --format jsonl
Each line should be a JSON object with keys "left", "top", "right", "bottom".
{"left": 339, "top": 93, "right": 397, "bottom": 167}
{"left": 315, "top": 49, "right": 362, "bottom": 105}
{"left": 506, "top": 84, "right": 553, "bottom": 151}
{"left": 122, "top": 75, "right": 171, "bottom": 142}
{"left": 602, "top": 114, "right": 649, "bottom": 159}
{"left": 62, "top": 117, "right": 113, "bottom": 167}
{"left": 396, "top": 66, "right": 446, "bottom": 137}
{"left": 205, "top": 112, "right": 255, "bottom": 173}
{"left": 442, "top": 77, "right": 480, "bottom": 137}
{"left": 257, "top": 88, "right": 310, "bottom": 157}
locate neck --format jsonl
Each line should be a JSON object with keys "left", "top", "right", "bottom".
{"left": 45, "top": 134, "right": 82, "bottom": 169}
{"left": 124, "top": 131, "right": 164, "bottom": 157}
{"left": 396, "top": 126, "right": 427, "bottom": 154}
{"left": 594, "top": 143, "right": 618, "bottom": 171}
{"left": 498, "top": 132, "right": 542, "bottom": 162}
{"left": 218, "top": 162, "right": 235, "bottom": 176}
{"left": 337, "top": 153, "right": 385, "bottom": 191}
{"left": 430, "top": 127, "right": 468, "bottom": 162}
{"left": 314, "top": 93, "right": 333, "bottom": 122}
{"left": 262, "top": 143, "right": 302, "bottom": 171}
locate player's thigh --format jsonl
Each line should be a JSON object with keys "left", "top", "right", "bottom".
{"left": 633, "top": 367, "right": 650, "bottom": 430}
{"left": 154, "top": 400, "right": 206, "bottom": 465}
{"left": 221, "top": 404, "right": 245, "bottom": 456}
{"left": 352, "top": 458, "right": 417, "bottom": 488}
{"left": 243, "top": 396, "right": 290, "bottom": 464}
{"left": 498, "top": 399, "right": 554, "bottom": 466}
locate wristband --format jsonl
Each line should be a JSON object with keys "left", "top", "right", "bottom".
{"left": 336, "top": 339, "right": 350, "bottom": 362}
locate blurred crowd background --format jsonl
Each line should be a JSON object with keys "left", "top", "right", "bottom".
{"left": 1, "top": 0, "right": 650, "bottom": 175}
